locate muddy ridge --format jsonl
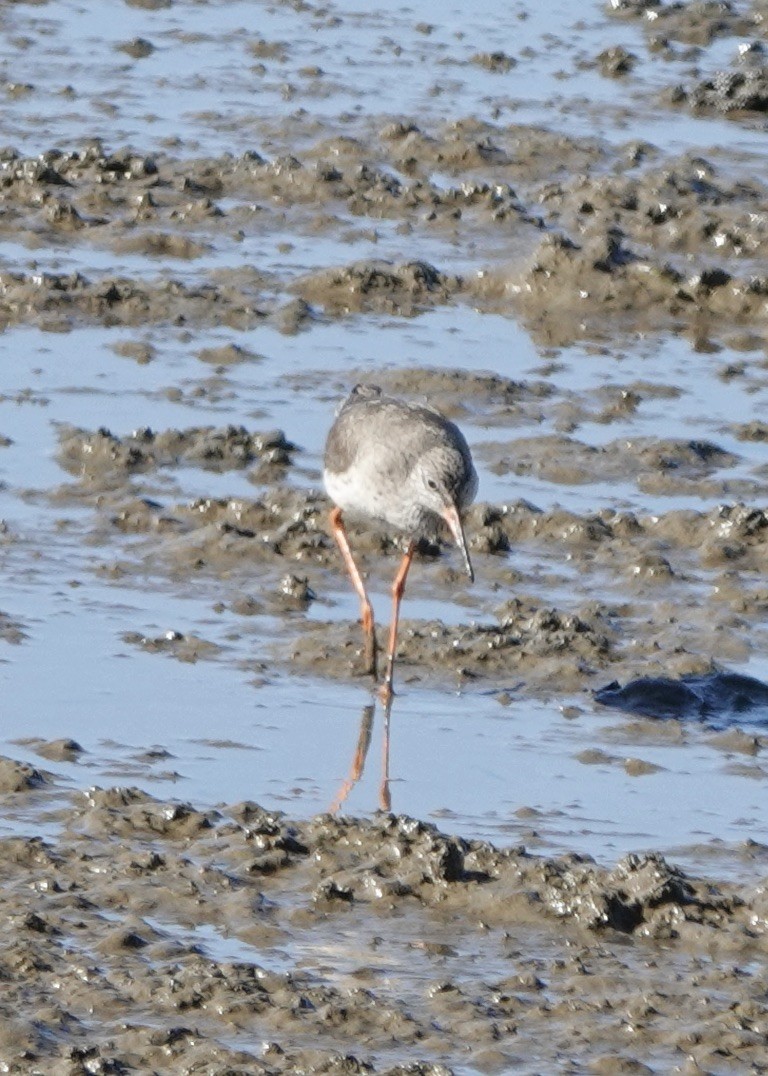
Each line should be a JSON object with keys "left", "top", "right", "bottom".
{"left": 1, "top": 121, "right": 767, "bottom": 342}
{"left": 0, "top": 771, "right": 766, "bottom": 1073}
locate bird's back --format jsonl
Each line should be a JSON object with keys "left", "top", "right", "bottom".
{"left": 324, "top": 385, "right": 477, "bottom": 531}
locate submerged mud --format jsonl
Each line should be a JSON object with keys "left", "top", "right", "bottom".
{"left": 596, "top": 671, "right": 768, "bottom": 723}
{"left": 0, "top": 771, "right": 767, "bottom": 1073}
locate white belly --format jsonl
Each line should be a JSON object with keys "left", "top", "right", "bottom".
{"left": 324, "top": 465, "right": 413, "bottom": 530}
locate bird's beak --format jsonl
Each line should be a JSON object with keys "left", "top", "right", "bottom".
{"left": 442, "top": 503, "right": 474, "bottom": 583}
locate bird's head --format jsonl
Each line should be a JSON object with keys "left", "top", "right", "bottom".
{"left": 411, "top": 447, "right": 475, "bottom": 582}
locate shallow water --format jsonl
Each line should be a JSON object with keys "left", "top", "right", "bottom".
{"left": 6, "top": 0, "right": 767, "bottom": 160}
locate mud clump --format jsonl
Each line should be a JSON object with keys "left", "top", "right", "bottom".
{"left": 655, "top": 502, "right": 768, "bottom": 570}
{"left": 57, "top": 423, "right": 295, "bottom": 480}
{"left": 428, "top": 601, "right": 613, "bottom": 684}
{"left": 16, "top": 737, "right": 84, "bottom": 763}
{"left": 122, "top": 628, "right": 224, "bottom": 663}
{"left": 0, "top": 611, "right": 28, "bottom": 645}
{"left": 503, "top": 225, "right": 768, "bottom": 345}
{"left": 596, "top": 45, "right": 637, "bottom": 77}
{"left": 671, "top": 67, "right": 768, "bottom": 115}
{"left": 471, "top": 50, "right": 517, "bottom": 73}
{"left": 291, "top": 598, "right": 616, "bottom": 692}
{"left": 0, "top": 757, "right": 47, "bottom": 793}
{"left": 294, "top": 258, "right": 462, "bottom": 315}
{"left": 0, "top": 779, "right": 765, "bottom": 1073}
{"left": 341, "top": 366, "right": 554, "bottom": 423}
{"left": 196, "top": 341, "right": 263, "bottom": 365}
{"left": 0, "top": 265, "right": 276, "bottom": 331}
{"left": 488, "top": 433, "right": 745, "bottom": 497}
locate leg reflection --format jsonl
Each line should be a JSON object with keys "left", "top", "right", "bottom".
{"left": 379, "top": 689, "right": 393, "bottom": 812}
{"left": 329, "top": 693, "right": 395, "bottom": 814}
{"left": 329, "top": 703, "right": 374, "bottom": 813}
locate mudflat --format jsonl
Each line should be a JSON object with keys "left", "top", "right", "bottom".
{"left": 0, "top": 0, "right": 767, "bottom": 1071}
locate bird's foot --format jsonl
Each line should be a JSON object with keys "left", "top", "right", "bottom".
{"left": 377, "top": 679, "right": 395, "bottom": 705}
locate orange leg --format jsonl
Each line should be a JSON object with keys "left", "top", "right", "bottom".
{"left": 329, "top": 507, "right": 377, "bottom": 678}
{"left": 379, "top": 540, "right": 416, "bottom": 702}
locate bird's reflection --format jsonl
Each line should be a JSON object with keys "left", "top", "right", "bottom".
{"left": 330, "top": 691, "right": 393, "bottom": 813}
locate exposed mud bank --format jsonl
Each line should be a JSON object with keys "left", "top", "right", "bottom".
{"left": 1, "top": 119, "right": 767, "bottom": 345}
{"left": 0, "top": 770, "right": 766, "bottom": 1073}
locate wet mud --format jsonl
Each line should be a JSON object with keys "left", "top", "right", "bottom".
{"left": 2, "top": 118, "right": 768, "bottom": 344}
{"left": 1, "top": 771, "right": 768, "bottom": 1073}
{"left": 2, "top": 0, "right": 768, "bottom": 1071}
{"left": 596, "top": 670, "right": 768, "bottom": 723}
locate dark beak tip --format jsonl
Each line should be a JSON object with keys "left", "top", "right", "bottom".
{"left": 442, "top": 504, "right": 474, "bottom": 583}
{"left": 462, "top": 551, "right": 475, "bottom": 583}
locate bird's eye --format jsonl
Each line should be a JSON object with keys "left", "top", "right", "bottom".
{"left": 426, "top": 478, "right": 438, "bottom": 491}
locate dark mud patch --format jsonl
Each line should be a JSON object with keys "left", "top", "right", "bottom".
{"left": 109, "top": 337, "right": 156, "bottom": 364}
{"left": 196, "top": 341, "right": 264, "bottom": 366}
{"left": 12, "top": 737, "right": 85, "bottom": 763}
{"left": 595, "top": 670, "right": 768, "bottom": 726}
{"left": 293, "top": 258, "right": 462, "bottom": 316}
{"left": 0, "top": 610, "right": 28, "bottom": 646}
{"left": 122, "top": 628, "right": 224, "bottom": 663}
{"left": 669, "top": 67, "right": 768, "bottom": 117}
{"left": 0, "top": 778, "right": 766, "bottom": 1073}
{"left": 0, "top": 756, "right": 48, "bottom": 793}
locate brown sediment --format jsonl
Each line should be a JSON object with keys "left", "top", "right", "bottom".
{"left": 0, "top": 119, "right": 766, "bottom": 342}
{"left": 0, "top": 775, "right": 765, "bottom": 1072}
{"left": 56, "top": 423, "right": 295, "bottom": 479}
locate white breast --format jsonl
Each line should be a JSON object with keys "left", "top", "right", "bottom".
{"left": 324, "top": 465, "right": 414, "bottom": 530}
